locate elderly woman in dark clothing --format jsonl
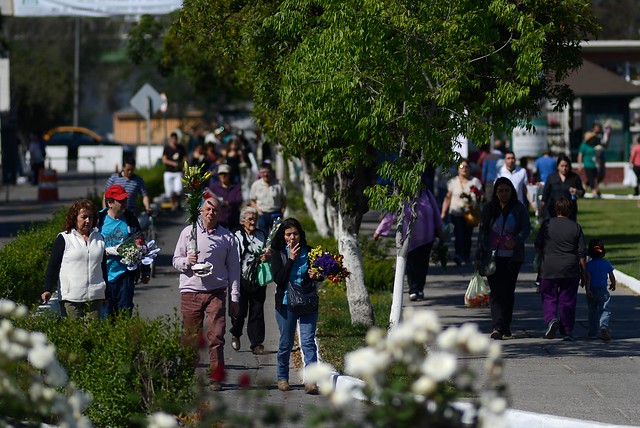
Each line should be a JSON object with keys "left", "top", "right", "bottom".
{"left": 540, "top": 154, "right": 585, "bottom": 221}
{"left": 475, "top": 177, "right": 531, "bottom": 340}
{"left": 535, "top": 197, "right": 587, "bottom": 341}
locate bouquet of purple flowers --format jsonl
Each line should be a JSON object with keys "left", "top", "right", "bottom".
{"left": 308, "top": 246, "right": 350, "bottom": 283}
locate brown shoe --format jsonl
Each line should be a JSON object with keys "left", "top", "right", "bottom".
{"left": 277, "top": 380, "right": 290, "bottom": 392}
{"left": 304, "top": 383, "right": 319, "bottom": 395}
{"left": 252, "top": 345, "right": 265, "bottom": 355}
{"left": 209, "top": 381, "right": 223, "bottom": 391}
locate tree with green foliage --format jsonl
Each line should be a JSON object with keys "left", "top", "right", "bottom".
{"left": 157, "top": 0, "right": 597, "bottom": 326}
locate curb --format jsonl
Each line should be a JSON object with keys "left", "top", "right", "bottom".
{"left": 329, "top": 372, "right": 636, "bottom": 427}
{"left": 613, "top": 269, "right": 640, "bottom": 295}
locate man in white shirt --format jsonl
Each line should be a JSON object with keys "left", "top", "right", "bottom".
{"left": 497, "top": 150, "right": 531, "bottom": 208}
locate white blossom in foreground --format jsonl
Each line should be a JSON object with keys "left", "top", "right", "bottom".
{"left": 0, "top": 299, "right": 91, "bottom": 427}
{"left": 421, "top": 351, "right": 457, "bottom": 382}
{"left": 304, "top": 362, "right": 336, "bottom": 395}
{"left": 317, "top": 309, "right": 507, "bottom": 427}
{"left": 147, "top": 412, "right": 179, "bottom": 428}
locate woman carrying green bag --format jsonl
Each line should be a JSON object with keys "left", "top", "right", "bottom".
{"left": 230, "top": 206, "right": 272, "bottom": 355}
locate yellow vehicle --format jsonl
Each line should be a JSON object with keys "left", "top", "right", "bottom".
{"left": 44, "top": 126, "right": 130, "bottom": 161}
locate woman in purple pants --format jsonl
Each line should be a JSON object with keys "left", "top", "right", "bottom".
{"left": 534, "top": 197, "right": 587, "bottom": 341}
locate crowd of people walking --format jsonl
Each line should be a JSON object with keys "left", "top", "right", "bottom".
{"left": 40, "top": 121, "right": 622, "bottom": 397}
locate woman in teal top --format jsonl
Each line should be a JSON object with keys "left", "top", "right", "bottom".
{"left": 577, "top": 131, "right": 599, "bottom": 197}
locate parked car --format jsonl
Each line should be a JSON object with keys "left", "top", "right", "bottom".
{"left": 44, "top": 126, "right": 134, "bottom": 161}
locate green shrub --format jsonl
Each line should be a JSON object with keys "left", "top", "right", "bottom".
{"left": 0, "top": 210, "right": 65, "bottom": 305}
{"left": 363, "top": 257, "right": 395, "bottom": 292}
{"left": 15, "top": 312, "right": 197, "bottom": 427}
{"left": 136, "top": 164, "right": 164, "bottom": 201}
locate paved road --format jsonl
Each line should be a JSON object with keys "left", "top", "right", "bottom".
{"left": 3, "top": 175, "right": 640, "bottom": 427}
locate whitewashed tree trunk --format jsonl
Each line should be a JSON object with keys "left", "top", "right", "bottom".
{"left": 274, "top": 146, "right": 286, "bottom": 182}
{"left": 389, "top": 238, "right": 410, "bottom": 329}
{"left": 337, "top": 211, "right": 374, "bottom": 326}
{"left": 300, "top": 160, "right": 330, "bottom": 237}
{"left": 287, "top": 158, "right": 300, "bottom": 186}
{"left": 388, "top": 200, "right": 416, "bottom": 330}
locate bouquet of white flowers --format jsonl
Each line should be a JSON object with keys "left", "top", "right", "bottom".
{"left": 117, "top": 232, "right": 160, "bottom": 271}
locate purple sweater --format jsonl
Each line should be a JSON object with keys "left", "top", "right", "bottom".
{"left": 375, "top": 189, "right": 442, "bottom": 252}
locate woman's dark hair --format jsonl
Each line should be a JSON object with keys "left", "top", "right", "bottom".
{"left": 489, "top": 177, "right": 519, "bottom": 219}
{"left": 557, "top": 153, "right": 571, "bottom": 168}
{"left": 270, "top": 217, "right": 307, "bottom": 251}
{"left": 554, "top": 197, "right": 573, "bottom": 217}
{"left": 588, "top": 238, "right": 606, "bottom": 259}
{"left": 63, "top": 198, "right": 96, "bottom": 233}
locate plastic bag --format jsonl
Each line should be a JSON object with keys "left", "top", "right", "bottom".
{"left": 464, "top": 272, "right": 490, "bottom": 307}
{"left": 257, "top": 262, "right": 273, "bottom": 286}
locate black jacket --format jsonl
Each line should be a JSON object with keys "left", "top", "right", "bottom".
{"left": 271, "top": 245, "right": 313, "bottom": 312}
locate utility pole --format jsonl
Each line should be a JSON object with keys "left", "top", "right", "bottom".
{"left": 72, "top": 17, "right": 80, "bottom": 127}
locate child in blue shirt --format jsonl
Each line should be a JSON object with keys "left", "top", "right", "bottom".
{"left": 585, "top": 239, "right": 616, "bottom": 341}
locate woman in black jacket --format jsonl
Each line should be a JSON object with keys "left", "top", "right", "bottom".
{"left": 270, "top": 217, "right": 319, "bottom": 394}
{"left": 476, "top": 177, "right": 531, "bottom": 340}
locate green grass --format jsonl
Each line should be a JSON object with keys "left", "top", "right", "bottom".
{"left": 317, "top": 283, "right": 392, "bottom": 372}
{"left": 578, "top": 198, "right": 640, "bottom": 278}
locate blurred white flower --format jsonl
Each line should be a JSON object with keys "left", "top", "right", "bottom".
{"left": 12, "top": 327, "right": 30, "bottom": 345}
{"left": 330, "top": 387, "right": 352, "bottom": 408}
{"left": 421, "top": 352, "right": 457, "bottom": 382}
{"left": 465, "top": 332, "right": 490, "bottom": 355}
{"left": 345, "top": 347, "right": 390, "bottom": 381}
{"left": 7, "top": 342, "right": 27, "bottom": 359}
{"left": 305, "top": 362, "right": 336, "bottom": 395}
{"left": 488, "top": 341, "right": 501, "bottom": 358}
{"left": 412, "top": 375, "right": 436, "bottom": 396}
{"left": 44, "top": 361, "right": 68, "bottom": 387}
{"left": 13, "top": 305, "right": 28, "bottom": 318}
{"left": 0, "top": 298, "right": 17, "bottom": 315}
{"left": 437, "top": 326, "right": 459, "bottom": 351}
{"left": 148, "top": 411, "right": 178, "bottom": 428}
{"left": 386, "top": 322, "right": 415, "bottom": 349}
{"left": 407, "top": 310, "right": 441, "bottom": 335}
{"left": 365, "top": 327, "right": 385, "bottom": 347}
{"left": 28, "top": 343, "right": 56, "bottom": 369}
{"left": 30, "top": 331, "right": 49, "bottom": 347}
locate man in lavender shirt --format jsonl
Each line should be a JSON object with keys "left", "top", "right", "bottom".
{"left": 173, "top": 196, "right": 240, "bottom": 391}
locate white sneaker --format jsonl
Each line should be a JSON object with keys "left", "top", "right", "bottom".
{"left": 409, "top": 293, "right": 418, "bottom": 301}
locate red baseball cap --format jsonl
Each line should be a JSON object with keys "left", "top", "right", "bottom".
{"left": 105, "top": 184, "right": 131, "bottom": 201}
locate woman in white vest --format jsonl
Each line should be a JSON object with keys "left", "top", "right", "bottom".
{"left": 42, "top": 199, "right": 107, "bottom": 318}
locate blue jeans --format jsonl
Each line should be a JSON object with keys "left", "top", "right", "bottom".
{"left": 587, "top": 287, "right": 611, "bottom": 336}
{"left": 105, "top": 273, "right": 135, "bottom": 316}
{"left": 258, "top": 212, "right": 281, "bottom": 236}
{"left": 275, "top": 306, "right": 318, "bottom": 381}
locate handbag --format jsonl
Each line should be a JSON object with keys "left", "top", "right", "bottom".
{"left": 287, "top": 282, "right": 319, "bottom": 316}
{"left": 478, "top": 249, "right": 496, "bottom": 276}
{"left": 463, "top": 205, "right": 481, "bottom": 227}
{"left": 464, "top": 272, "right": 490, "bottom": 307}
{"left": 257, "top": 262, "right": 273, "bottom": 286}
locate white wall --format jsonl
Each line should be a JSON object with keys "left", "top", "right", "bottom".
{"left": 45, "top": 146, "right": 69, "bottom": 173}
{"left": 78, "top": 146, "right": 123, "bottom": 173}
{"left": 136, "top": 145, "right": 164, "bottom": 168}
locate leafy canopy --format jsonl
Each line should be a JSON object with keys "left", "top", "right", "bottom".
{"left": 167, "top": 0, "right": 597, "bottom": 212}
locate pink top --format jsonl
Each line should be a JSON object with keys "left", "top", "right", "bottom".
{"left": 630, "top": 144, "right": 640, "bottom": 167}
